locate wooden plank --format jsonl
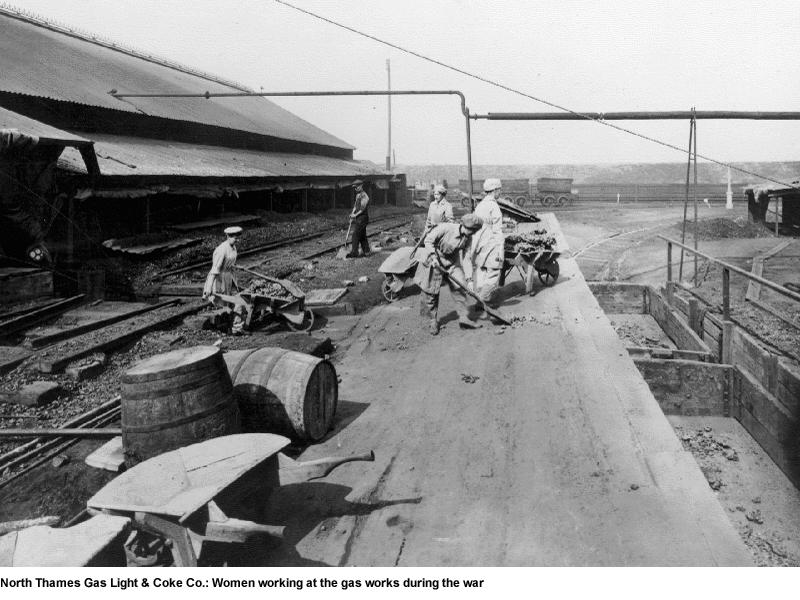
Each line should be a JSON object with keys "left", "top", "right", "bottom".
{"left": 648, "top": 290, "right": 711, "bottom": 354}
{"left": 0, "top": 514, "right": 129, "bottom": 567}
{"left": 87, "top": 434, "right": 289, "bottom": 521}
{"left": 85, "top": 436, "right": 126, "bottom": 472}
{"left": 169, "top": 214, "right": 260, "bottom": 232}
{"left": 103, "top": 237, "right": 200, "bottom": 255}
{"left": 0, "top": 294, "right": 85, "bottom": 337}
{"left": 744, "top": 256, "right": 764, "bottom": 301}
{"left": 0, "top": 346, "right": 32, "bottom": 375}
{"left": 37, "top": 302, "right": 205, "bottom": 373}
{"left": 25, "top": 299, "right": 179, "bottom": 348}
{"left": 305, "top": 288, "right": 348, "bottom": 306}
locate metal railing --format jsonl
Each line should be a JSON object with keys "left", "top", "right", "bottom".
{"left": 659, "top": 235, "right": 800, "bottom": 321}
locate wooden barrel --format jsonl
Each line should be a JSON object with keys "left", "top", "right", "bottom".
{"left": 223, "top": 347, "right": 337, "bottom": 442}
{"left": 121, "top": 346, "right": 240, "bottom": 465}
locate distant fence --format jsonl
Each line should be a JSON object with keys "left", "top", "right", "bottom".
{"left": 577, "top": 183, "right": 731, "bottom": 203}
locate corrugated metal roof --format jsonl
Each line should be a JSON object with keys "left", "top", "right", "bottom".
{"left": 57, "top": 134, "right": 383, "bottom": 179}
{"left": 0, "top": 106, "right": 92, "bottom": 145}
{"left": 0, "top": 13, "right": 353, "bottom": 151}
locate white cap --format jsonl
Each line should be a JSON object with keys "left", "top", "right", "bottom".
{"left": 433, "top": 184, "right": 447, "bottom": 195}
{"left": 224, "top": 226, "right": 243, "bottom": 236}
{"left": 483, "top": 178, "right": 502, "bottom": 192}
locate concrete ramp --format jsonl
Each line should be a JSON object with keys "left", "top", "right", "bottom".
{"left": 262, "top": 258, "right": 752, "bottom": 566}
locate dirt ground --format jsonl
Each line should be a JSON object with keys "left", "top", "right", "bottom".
{"left": 669, "top": 416, "right": 800, "bottom": 566}
{"left": 0, "top": 200, "right": 797, "bottom": 566}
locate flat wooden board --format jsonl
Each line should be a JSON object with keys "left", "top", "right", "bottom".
{"left": 103, "top": 237, "right": 200, "bottom": 255}
{"left": 305, "top": 288, "right": 349, "bottom": 306}
{"left": 85, "top": 436, "right": 126, "bottom": 472}
{"left": 87, "top": 433, "right": 290, "bottom": 521}
{"left": 170, "top": 214, "right": 261, "bottom": 232}
{"left": 0, "top": 346, "right": 32, "bottom": 375}
{"left": 0, "top": 514, "right": 129, "bottom": 567}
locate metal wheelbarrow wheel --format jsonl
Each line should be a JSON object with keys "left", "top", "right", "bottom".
{"left": 285, "top": 309, "right": 315, "bottom": 332}
{"left": 381, "top": 275, "right": 401, "bottom": 302}
{"left": 537, "top": 260, "right": 560, "bottom": 286}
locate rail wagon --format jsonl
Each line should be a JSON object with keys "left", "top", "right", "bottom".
{"left": 458, "top": 178, "right": 532, "bottom": 207}
{"left": 532, "top": 177, "right": 577, "bottom": 207}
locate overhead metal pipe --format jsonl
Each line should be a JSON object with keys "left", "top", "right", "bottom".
{"left": 109, "top": 88, "right": 475, "bottom": 209}
{"left": 473, "top": 111, "right": 800, "bottom": 121}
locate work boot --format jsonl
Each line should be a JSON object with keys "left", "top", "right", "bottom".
{"left": 345, "top": 253, "right": 356, "bottom": 258}
{"left": 458, "top": 318, "right": 482, "bottom": 330}
{"left": 429, "top": 320, "right": 440, "bottom": 336}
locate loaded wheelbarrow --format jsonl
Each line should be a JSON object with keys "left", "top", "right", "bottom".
{"left": 215, "top": 267, "right": 314, "bottom": 332}
{"left": 86, "top": 433, "right": 375, "bottom": 566}
{"left": 500, "top": 221, "right": 562, "bottom": 295}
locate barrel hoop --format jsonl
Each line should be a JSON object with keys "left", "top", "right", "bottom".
{"left": 123, "top": 347, "right": 222, "bottom": 383}
{"left": 121, "top": 370, "right": 231, "bottom": 400}
{"left": 122, "top": 398, "right": 234, "bottom": 433}
{"left": 227, "top": 348, "right": 259, "bottom": 384}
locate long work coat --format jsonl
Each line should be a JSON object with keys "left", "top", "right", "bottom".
{"left": 413, "top": 223, "right": 471, "bottom": 294}
{"left": 202, "top": 240, "right": 238, "bottom": 298}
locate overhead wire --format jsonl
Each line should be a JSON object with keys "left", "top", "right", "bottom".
{"left": 272, "top": 0, "right": 799, "bottom": 191}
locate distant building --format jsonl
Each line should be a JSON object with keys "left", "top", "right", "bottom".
{"left": 0, "top": 6, "right": 406, "bottom": 264}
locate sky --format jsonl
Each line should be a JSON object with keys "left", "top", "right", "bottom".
{"left": 9, "top": 0, "right": 800, "bottom": 165}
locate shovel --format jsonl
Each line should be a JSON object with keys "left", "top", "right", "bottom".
{"left": 336, "top": 220, "right": 353, "bottom": 259}
{"left": 432, "top": 263, "right": 512, "bottom": 325}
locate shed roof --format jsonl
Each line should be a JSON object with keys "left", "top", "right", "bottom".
{"left": 0, "top": 106, "right": 92, "bottom": 146}
{"left": 0, "top": 10, "right": 353, "bottom": 151}
{"left": 57, "top": 134, "right": 382, "bottom": 179}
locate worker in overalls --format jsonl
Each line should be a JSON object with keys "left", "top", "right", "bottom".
{"left": 425, "top": 184, "right": 454, "bottom": 229}
{"left": 202, "top": 226, "right": 246, "bottom": 334}
{"left": 414, "top": 213, "right": 483, "bottom": 335}
{"left": 468, "top": 178, "right": 505, "bottom": 320}
{"left": 346, "top": 180, "right": 371, "bottom": 258}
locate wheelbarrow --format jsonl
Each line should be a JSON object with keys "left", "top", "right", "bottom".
{"left": 86, "top": 433, "right": 375, "bottom": 566}
{"left": 215, "top": 267, "right": 315, "bottom": 332}
{"left": 502, "top": 248, "right": 561, "bottom": 294}
{"left": 377, "top": 245, "right": 422, "bottom": 302}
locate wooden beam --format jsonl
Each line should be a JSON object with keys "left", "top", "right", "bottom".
{"left": 26, "top": 299, "right": 179, "bottom": 348}
{"left": 37, "top": 302, "right": 205, "bottom": 373}
{"left": 0, "top": 295, "right": 85, "bottom": 337}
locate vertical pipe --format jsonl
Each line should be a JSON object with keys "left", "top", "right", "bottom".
{"left": 722, "top": 267, "right": 730, "bottom": 320}
{"left": 678, "top": 115, "right": 694, "bottom": 281}
{"left": 386, "top": 59, "right": 392, "bottom": 172}
{"left": 465, "top": 112, "right": 474, "bottom": 211}
{"left": 693, "top": 109, "right": 699, "bottom": 287}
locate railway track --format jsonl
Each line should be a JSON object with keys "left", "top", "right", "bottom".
{"left": 156, "top": 213, "right": 415, "bottom": 280}
{"left": 0, "top": 396, "right": 121, "bottom": 491}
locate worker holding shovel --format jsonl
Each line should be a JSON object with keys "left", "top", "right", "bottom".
{"left": 346, "top": 180, "right": 371, "bottom": 258}
{"left": 413, "top": 214, "right": 484, "bottom": 335}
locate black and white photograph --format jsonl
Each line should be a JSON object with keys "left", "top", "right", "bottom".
{"left": 0, "top": 0, "right": 799, "bottom": 581}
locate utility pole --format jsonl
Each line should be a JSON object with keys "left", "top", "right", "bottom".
{"left": 386, "top": 59, "right": 392, "bottom": 172}
{"left": 726, "top": 166, "right": 733, "bottom": 209}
